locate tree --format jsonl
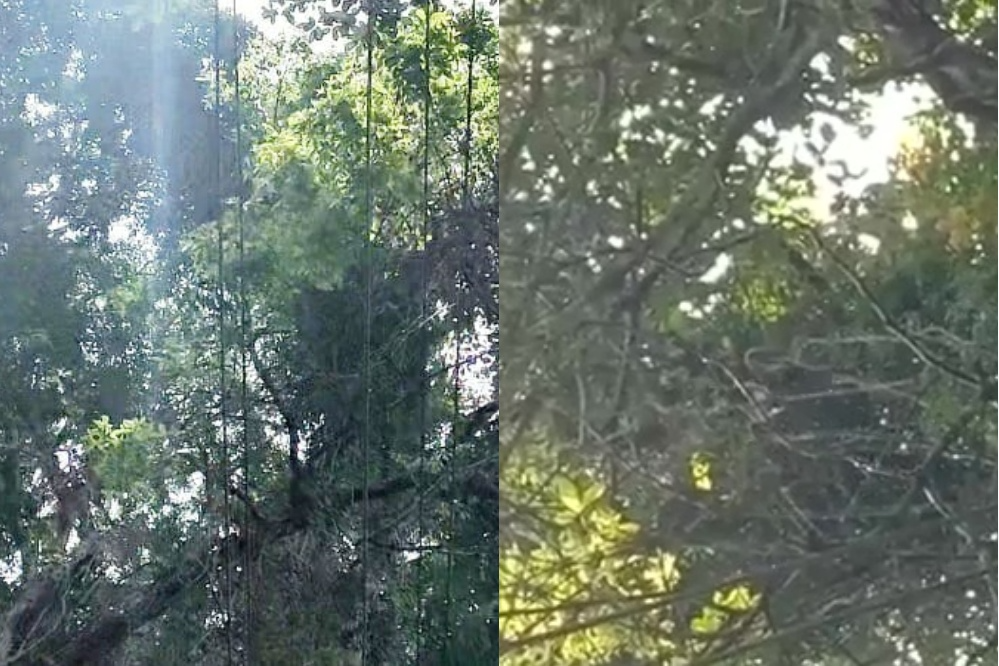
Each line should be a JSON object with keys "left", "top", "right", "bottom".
{"left": 500, "top": 0, "right": 996, "bottom": 663}
{"left": 0, "top": 0, "right": 498, "bottom": 663}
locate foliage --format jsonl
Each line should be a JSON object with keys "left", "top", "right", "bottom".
{"left": 0, "top": 0, "right": 497, "bottom": 664}
{"left": 500, "top": 0, "right": 997, "bottom": 664}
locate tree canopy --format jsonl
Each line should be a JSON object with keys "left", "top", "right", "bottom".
{"left": 500, "top": 0, "right": 996, "bottom": 664}
{"left": 0, "top": 0, "right": 497, "bottom": 663}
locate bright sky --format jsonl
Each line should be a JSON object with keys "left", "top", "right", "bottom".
{"left": 232, "top": 0, "right": 294, "bottom": 39}
{"left": 689, "top": 83, "right": 929, "bottom": 285}
{"left": 232, "top": 0, "right": 497, "bottom": 39}
{"left": 783, "top": 83, "right": 933, "bottom": 214}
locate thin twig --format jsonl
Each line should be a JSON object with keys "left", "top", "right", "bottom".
{"left": 803, "top": 226, "right": 982, "bottom": 392}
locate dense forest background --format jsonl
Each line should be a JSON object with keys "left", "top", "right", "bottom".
{"left": 500, "top": 0, "right": 997, "bottom": 664}
{"left": 0, "top": 0, "right": 498, "bottom": 664}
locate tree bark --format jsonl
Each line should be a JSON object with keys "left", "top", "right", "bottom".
{"left": 869, "top": 0, "right": 997, "bottom": 131}
{"left": 2, "top": 422, "right": 498, "bottom": 666}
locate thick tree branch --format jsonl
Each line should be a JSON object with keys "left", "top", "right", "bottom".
{"left": 249, "top": 341, "right": 302, "bottom": 462}
{"left": 499, "top": 32, "right": 546, "bottom": 195}
{"left": 52, "top": 556, "right": 209, "bottom": 666}
{"left": 5, "top": 399, "right": 497, "bottom": 665}
{"left": 868, "top": 0, "right": 997, "bottom": 128}
{"left": 329, "top": 460, "right": 498, "bottom": 510}
{"left": 594, "top": 27, "right": 826, "bottom": 315}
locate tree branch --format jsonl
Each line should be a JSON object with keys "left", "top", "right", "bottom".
{"left": 4, "top": 396, "right": 496, "bottom": 664}
{"left": 685, "top": 566, "right": 989, "bottom": 665}
{"left": 52, "top": 556, "right": 209, "bottom": 666}
{"left": 13, "top": 454, "right": 495, "bottom": 665}
{"left": 803, "top": 226, "right": 984, "bottom": 393}
{"left": 867, "top": 0, "right": 997, "bottom": 128}
{"left": 595, "top": 27, "right": 826, "bottom": 315}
